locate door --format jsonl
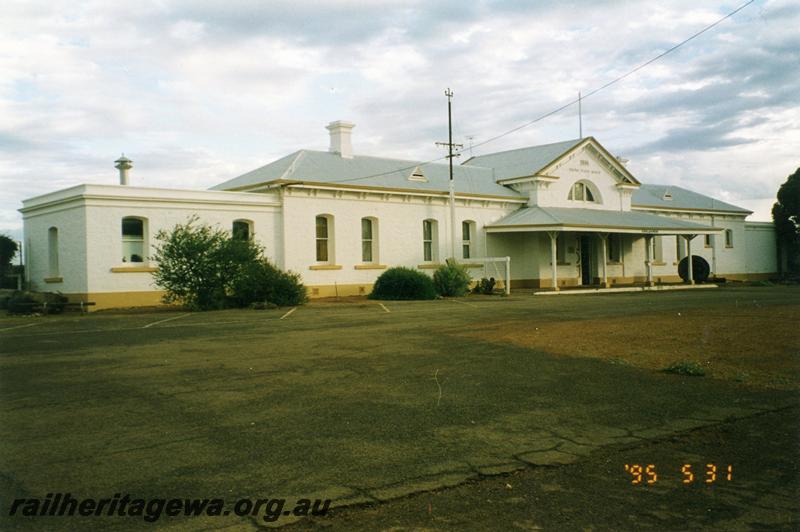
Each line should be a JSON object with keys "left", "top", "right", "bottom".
{"left": 579, "top": 235, "right": 592, "bottom": 286}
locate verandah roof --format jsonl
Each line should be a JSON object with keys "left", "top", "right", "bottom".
{"left": 486, "top": 206, "right": 720, "bottom": 235}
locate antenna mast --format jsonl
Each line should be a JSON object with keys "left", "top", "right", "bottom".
{"left": 436, "top": 88, "right": 463, "bottom": 261}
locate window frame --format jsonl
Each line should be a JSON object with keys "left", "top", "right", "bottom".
{"left": 315, "top": 215, "right": 333, "bottom": 263}
{"left": 462, "top": 220, "right": 475, "bottom": 259}
{"left": 121, "top": 217, "right": 146, "bottom": 263}
{"left": 232, "top": 219, "right": 253, "bottom": 241}
{"left": 607, "top": 234, "right": 622, "bottom": 263}
{"left": 423, "top": 219, "right": 437, "bottom": 262}
{"left": 48, "top": 226, "right": 59, "bottom": 277}
{"left": 567, "top": 181, "right": 597, "bottom": 203}
{"left": 725, "top": 229, "right": 734, "bottom": 248}
{"left": 361, "top": 217, "right": 378, "bottom": 263}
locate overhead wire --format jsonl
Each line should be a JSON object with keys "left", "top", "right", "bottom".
{"left": 328, "top": 0, "right": 755, "bottom": 185}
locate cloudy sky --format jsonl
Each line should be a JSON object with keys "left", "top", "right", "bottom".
{"left": 2, "top": 0, "right": 798, "bottom": 238}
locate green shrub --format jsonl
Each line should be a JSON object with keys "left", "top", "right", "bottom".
{"left": 6, "top": 290, "right": 67, "bottom": 314}
{"left": 472, "top": 277, "right": 496, "bottom": 295}
{"left": 369, "top": 267, "right": 437, "bottom": 300}
{"left": 230, "top": 260, "right": 307, "bottom": 307}
{"left": 432, "top": 260, "right": 471, "bottom": 297}
{"left": 663, "top": 361, "right": 706, "bottom": 376}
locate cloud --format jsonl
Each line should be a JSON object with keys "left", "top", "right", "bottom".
{"left": 0, "top": 0, "right": 798, "bottom": 231}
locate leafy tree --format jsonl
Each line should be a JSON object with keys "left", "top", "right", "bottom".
{"left": 772, "top": 168, "right": 800, "bottom": 275}
{"left": 152, "top": 217, "right": 262, "bottom": 310}
{"left": 0, "top": 234, "right": 19, "bottom": 281}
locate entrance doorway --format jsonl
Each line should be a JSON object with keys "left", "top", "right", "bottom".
{"left": 579, "top": 235, "right": 592, "bottom": 286}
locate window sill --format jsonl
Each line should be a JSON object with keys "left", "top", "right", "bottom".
{"left": 552, "top": 262, "right": 571, "bottom": 266}
{"left": 651, "top": 261, "right": 667, "bottom": 266}
{"left": 605, "top": 261, "right": 622, "bottom": 265}
{"left": 309, "top": 264, "right": 343, "bottom": 270}
{"left": 460, "top": 263, "right": 485, "bottom": 269}
{"left": 354, "top": 264, "right": 387, "bottom": 270}
{"left": 725, "top": 246, "right": 733, "bottom": 249}
{"left": 44, "top": 277, "right": 63, "bottom": 283}
{"left": 417, "top": 263, "right": 443, "bottom": 269}
{"left": 111, "top": 266, "right": 157, "bottom": 273}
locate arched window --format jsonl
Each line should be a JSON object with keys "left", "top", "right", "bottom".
{"left": 462, "top": 220, "right": 476, "bottom": 259}
{"left": 232, "top": 219, "right": 253, "bottom": 241}
{"left": 122, "top": 217, "right": 146, "bottom": 263}
{"left": 316, "top": 215, "right": 334, "bottom": 262}
{"left": 423, "top": 219, "right": 438, "bottom": 262}
{"left": 725, "top": 229, "right": 734, "bottom": 248}
{"left": 48, "top": 227, "right": 59, "bottom": 277}
{"left": 567, "top": 181, "right": 597, "bottom": 203}
{"left": 361, "top": 217, "right": 378, "bottom": 263}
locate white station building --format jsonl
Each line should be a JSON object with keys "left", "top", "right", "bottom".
{"left": 20, "top": 121, "right": 777, "bottom": 309}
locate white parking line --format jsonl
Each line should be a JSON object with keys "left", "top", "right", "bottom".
{"left": 279, "top": 307, "right": 297, "bottom": 320}
{"left": 0, "top": 322, "right": 40, "bottom": 332}
{"left": 142, "top": 313, "right": 192, "bottom": 329}
{"left": 379, "top": 303, "right": 390, "bottom": 313}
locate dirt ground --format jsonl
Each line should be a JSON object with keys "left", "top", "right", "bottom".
{"left": 461, "top": 304, "right": 800, "bottom": 389}
{"left": 1, "top": 286, "right": 798, "bottom": 530}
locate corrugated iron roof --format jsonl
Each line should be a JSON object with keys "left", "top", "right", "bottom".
{"left": 632, "top": 184, "right": 751, "bottom": 214}
{"left": 211, "top": 149, "right": 523, "bottom": 198}
{"left": 488, "top": 206, "right": 719, "bottom": 232}
{"left": 462, "top": 139, "right": 584, "bottom": 180}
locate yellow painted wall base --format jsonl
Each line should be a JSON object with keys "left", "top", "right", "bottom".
{"left": 307, "top": 283, "right": 374, "bottom": 298}
{"left": 60, "top": 271, "right": 780, "bottom": 310}
{"left": 64, "top": 291, "right": 168, "bottom": 311}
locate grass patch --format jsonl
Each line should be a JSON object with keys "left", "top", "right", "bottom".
{"left": 663, "top": 361, "right": 707, "bottom": 376}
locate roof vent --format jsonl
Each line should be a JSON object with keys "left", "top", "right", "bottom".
{"left": 663, "top": 188, "right": 673, "bottom": 201}
{"left": 115, "top": 154, "right": 132, "bottom": 185}
{"left": 408, "top": 166, "right": 428, "bottom": 182}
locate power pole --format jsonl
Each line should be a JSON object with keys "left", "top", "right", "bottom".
{"left": 435, "top": 88, "right": 463, "bottom": 261}
{"left": 578, "top": 91, "right": 583, "bottom": 138}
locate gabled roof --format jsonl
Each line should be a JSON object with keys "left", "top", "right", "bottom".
{"left": 211, "top": 149, "right": 523, "bottom": 199}
{"left": 632, "top": 184, "right": 751, "bottom": 214}
{"left": 462, "top": 138, "right": 584, "bottom": 181}
{"left": 487, "top": 206, "right": 719, "bottom": 234}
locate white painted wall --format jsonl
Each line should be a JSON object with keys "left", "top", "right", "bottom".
{"left": 22, "top": 185, "right": 282, "bottom": 295}
{"left": 282, "top": 188, "right": 521, "bottom": 286}
{"left": 23, "top": 205, "right": 88, "bottom": 293}
{"left": 744, "top": 222, "right": 778, "bottom": 274}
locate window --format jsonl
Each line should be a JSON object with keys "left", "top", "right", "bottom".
{"left": 567, "top": 181, "right": 596, "bottom": 203}
{"left": 423, "top": 219, "right": 437, "bottom": 262}
{"left": 651, "top": 236, "right": 664, "bottom": 262}
{"left": 361, "top": 217, "right": 376, "bottom": 263}
{"left": 462, "top": 221, "right": 475, "bottom": 259}
{"left": 232, "top": 220, "right": 253, "bottom": 241}
{"left": 122, "top": 217, "right": 145, "bottom": 263}
{"left": 48, "top": 227, "right": 59, "bottom": 277}
{"left": 556, "top": 234, "right": 566, "bottom": 263}
{"left": 608, "top": 235, "right": 621, "bottom": 263}
{"left": 725, "top": 229, "right": 734, "bottom": 248}
{"left": 705, "top": 234, "right": 713, "bottom": 248}
{"left": 676, "top": 236, "right": 686, "bottom": 260}
{"left": 315, "top": 215, "right": 331, "bottom": 262}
